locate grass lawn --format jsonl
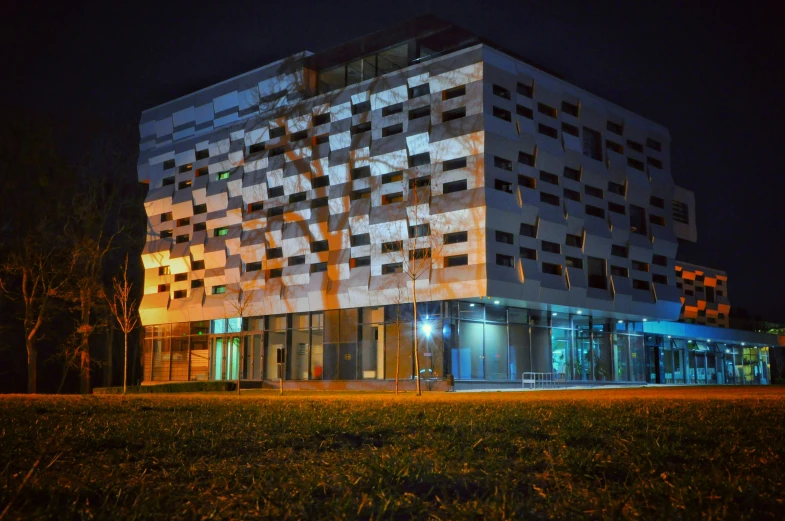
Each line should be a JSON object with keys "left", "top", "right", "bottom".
{"left": 1, "top": 387, "right": 784, "bottom": 519}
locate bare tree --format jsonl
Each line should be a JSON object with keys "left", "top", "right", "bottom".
{"left": 105, "top": 255, "right": 139, "bottom": 394}
{"left": 0, "top": 239, "right": 76, "bottom": 393}
{"left": 225, "top": 285, "right": 257, "bottom": 395}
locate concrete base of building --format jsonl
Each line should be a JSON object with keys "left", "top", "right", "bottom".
{"left": 454, "top": 380, "right": 649, "bottom": 391}
{"left": 239, "top": 379, "right": 452, "bottom": 392}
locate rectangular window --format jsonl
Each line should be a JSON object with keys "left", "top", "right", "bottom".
{"left": 608, "top": 181, "right": 626, "bottom": 196}
{"left": 311, "top": 262, "right": 328, "bottom": 274}
{"left": 444, "top": 179, "right": 468, "bottom": 194}
{"left": 494, "top": 156, "right": 513, "bottom": 171}
{"left": 269, "top": 126, "right": 286, "bottom": 139}
{"left": 246, "top": 262, "right": 262, "bottom": 272}
{"left": 630, "top": 205, "right": 647, "bottom": 235}
{"left": 214, "top": 227, "right": 228, "bottom": 237}
{"left": 162, "top": 176, "right": 175, "bottom": 187}
{"left": 542, "top": 263, "right": 563, "bottom": 276}
{"left": 158, "top": 266, "right": 170, "bottom": 276}
{"left": 248, "top": 201, "right": 264, "bottom": 213}
{"left": 540, "top": 192, "right": 560, "bottom": 206}
{"left": 351, "top": 101, "right": 371, "bottom": 115}
{"left": 160, "top": 230, "right": 173, "bottom": 239}
{"left": 563, "top": 166, "right": 581, "bottom": 181}
{"left": 445, "top": 255, "right": 468, "bottom": 267}
{"left": 627, "top": 140, "right": 643, "bottom": 153}
{"left": 289, "top": 256, "right": 306, "bottom": 266}
{"left": 537, "top": 103, "right": 558, "bottom": 118}
{"left": 631, "top": 260, "right": 650, "bottom": 272}
{"left": 611, "top": 265, "right": 629, "bottom": 277}
{"left": 495, "top": 179, "right": 513, "bottom": 193}
{"left": 191, "top": 279, "right": 204, "bottom": 288}
{"left": 561, "top": 101, "right": 579, "bottom": 117}
{"left": 196, "top": 167, "right": 208, "bottom": 177}
{"left": 627, "top": 157, "right": 645, "bottom": 171}
{"left": 442, "top": 85, "right": 466, "bottom": 100}
{"left": 212, "top": 285, "right": 226, "bottom": 295}
{"left": 312, "top": 175, "right": 330, "bottom": 189}
{"left": 314, "top": 134, "right": 329, "bottom": 146}
{"left": 408, "top": 152, "right": 430, "bottom": 167}
{"left": 192, "top": 260, "right": 205, "bottom": 270}
{"left": 520, "top": 247, "right": 537, "bottom": 260}
{"left": 268, "top": 147, "right": 284, "bottom": 158}
{"left": 173, "top": 290, "right": 187, "bottom": 299}
{"left": 382, "top": 123, "right": 403, "bottom": 137}
{"left": 606, "top": 140, "right": 624, "bottom": 154}
{"left": 588, "top": 257, "right": 607, "bottom": 289}
{"left": 492, "top": 106, "right": 512, "bottom": 122}
{"left": 160, "top": 212, "right": 173, "bottom": 223}
{"left": 672, "top": 201, "right": 689, "bottom": 224}
{"left": 268, "top": 268, "right": 282, "bottom": 279}
{"left": 381, "top": 171, "right": 403, "bottom": 184}
{"left": 647, "top": 157, "right": 663, "bottom": 169}
{"left": 585, "top": 205, "right": 605, "bottom": 218}
{"left": 611, "top": 244, "right": 628, "bottom": 258}
{"left": 178, "top": 180, "right": 192, "bottom": 190}
{"left": 351, "top": 166, "right": 371, "bottom": 180}
{"left": 444, "top": 231, "right": 467, "bottom": 244}
{"left": 313, "top": 112, "right": 331, "bottom": 126}
{"left": 633, "top": 280, "right": 650, "bottom": 290}
{"left": 518, "top": 175, "right": 536, "bottom": 189}
{"left": 442, "top": 107, "right": 466, "bottom": 122}
{"left": 311, "top": 240, "right": 329, "bottom": 253}
{"left": 311, "top": 196, "right": 328, "bottom": 209}
{"left": 608, "top": 202, "right": 626, "bottom": 214}
{"left": 443, "top": 157, "right": 467, "bottom": 171}
{"left": 350, "top": 233, "right": 371, "bottom": 247}
{"left": 561, "top": 122, "right": 579, "bottom": 136}
{"left": 382, "top": 262, "right": 404, "bottom": 274}
{"left": 175, "top": 234, "right": 189, "bottom": 244}
{"left": 646, "top": 138, "right": 662, "bottom": 152}
{"left": 566, "top": 234, "right": 583, "bottom": 248}
{"left": 409, "top": 248, "right": 431, "bottom": 260}
{"left": 516, "top": 82, "right": 533, "bottom": 97}
{"left": 564, "top": 188, "right": 581, "bottom": 202}
{"left": 649, "top": 214, "right": 666, "bottom": 226}
{"left": 653, "top": 274, "right": 667, "bottom": 285}
{"left": 607, "top": 121, "right": 624, "bottom": 135}
{"left": 516, "top": 105, "right": 533, "bottom": 119}
{"left": 540, "top": 171, "right": 559, "bottom": 185}
{"left": 194, "top": 222, "right": 206, "bottom": 232}
{"left": 408, "top": 106, "right": 430, "bottom": 120}
{"left": 351, "top": 121, "right": 371, "bottom": 135}
{"left": 382, "top": 103, "right": 403, "bottom": 117}
{"left": 409, "top": 176, "right": 430, "bottom": 189}
{"left": 582, "top": 127, "right": 603, "bottom": 161}
{"left": 381, "top": 241, "right": 402, "bottom": 253}
{"left": 290, "top": 130, "right": 308, "bottom": 142}
{"left": 565, "top": 256, "right": 583, "bottom": 269}
{"left": 496, "top": 254, "right": 514, "bottom": 267}
{"left": 520, "top": 223, "right": 537, "bottom": 238}
{"left": 409, "top": 84, "right": 430, "bottom": 99}
{"left": 496, "top": 231, "right": 514, "bottom": 244}
{"left": 408, "top": 224, "right": 430, "bottom": 238}
{"left": 163, "top": 159, "right": 175, "bottom": 170}
{"left": 652, "top": 254, "right": 667, "bottom": 266}
{"left": 382, "top": 192, "right": 403, "bottom": 205}
{"left": 492, "top": 84, "right": 511, "bottom": 99}
{"left": 538, "top": 124, "right": 558, "bottom": 139}
{"left": 541, "top": 241, "right": 561, "bottom": 254}
{"left": 269, "top": 185, "right": 284, "bottom": 198}
{"left": 650, "top": 196, "right": 665, "bottom": 209}
{"left": 267, "top": 247, "right": 283, "bottom": 259}
{"left": 289, "top": 192, "right": 306, "bottom": 204}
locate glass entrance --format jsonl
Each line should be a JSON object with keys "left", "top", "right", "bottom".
{"left": 210, "top": 336, "right": 241, "bottom": 380}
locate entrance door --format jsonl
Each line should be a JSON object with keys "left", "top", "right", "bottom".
{"left": 646, "top": 346, "right": 661, "bottom": 383}
{"left": 339, "top": 343, "right": 357, "bottom": 380}
{"left": 211, "top": 336, "right": 241, "bottom": 380}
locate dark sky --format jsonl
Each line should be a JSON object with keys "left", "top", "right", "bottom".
{"left": 3, "top": 0, "right": 783, "bottom": 321}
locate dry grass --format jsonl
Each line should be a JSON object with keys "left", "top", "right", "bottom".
{"left": 1, "top": 386, "right": 784, "bottom": 520}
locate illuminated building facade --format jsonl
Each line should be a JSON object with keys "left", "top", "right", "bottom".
{"left": 136, "top": 16, "right": 782, "bottom": 387}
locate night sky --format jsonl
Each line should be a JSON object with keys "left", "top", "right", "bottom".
{"left": 4, "top": 0, "right": 783, "bottom": 321}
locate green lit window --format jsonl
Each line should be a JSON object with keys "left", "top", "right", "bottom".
{"left": 217, "top": 171, "right": 230, "bottom": 180}
{"left": 212, "top": 285, "right": 226, "bottom": 295}
{"left": 214, "top": 227, "right": 228, "bottom": 237}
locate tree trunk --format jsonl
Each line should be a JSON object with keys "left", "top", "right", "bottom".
{"left": 26, "top": 338, "right": 37, "bottom": 394}
{"left": 123, "top": 331, "right": 128, "bottom": 395}
{"left": 395, "top": 305, "right": 400, "bottom": 395}
{"left": 80, "top": 345, "right": 91, "bottom": 394}
{"left": 130, "top": 331, "right": 138, "bottom": 385}
{"left": 103, "top": 326, "right": 114, "bottom": 388}
{"left": 57, "top": 362, "right": 69, "bottom": 394}
{"left": 413, "top": 286, "right": 421, "bottom": 396}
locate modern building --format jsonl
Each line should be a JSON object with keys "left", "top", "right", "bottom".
{"left": 675, "top": 262, "right": 730, "bottom": 328}
{"left": 136, "top": 16, "right": 783, "bottom": 388}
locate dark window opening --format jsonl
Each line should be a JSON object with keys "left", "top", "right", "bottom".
{"left": 566, "top": 234, "right": 583, "bottom": 248}
{"left": 289, "top": 256, "right": 306, "bottom": 266}
{"left": 381, "top": 171, "right": 403, "bottom": 184}
{"left": 608, "top": 181, "right": 626, "bottom": 196}
{"left": 607, "top": 121, "right": 624, "bottom": 135}
{"left": 585, "top": 205, "right": 605, "bottom": 218}
{"left": 445, "top": 255, "right": 468, "bottom": 267}
{"left": 518, "top": 175, "right": 536, "bottom": 189}
{"left": 409, "top": 84, "right": 430, "bottom": 99}
{"left": 246, "top": 262, "right": 262, "bottom": 272}
{"left": 563, "top": 166, "right": 581, "bottom": 181}
{"left": 562, "top": 122, "right": 579, "bottom": 136}
{"left": 382, "top": 123, "right": 403, "bottom": 137}
{"left": 561, "top": 101, "right": 579, "bottom": 117}
{"left": 408, "top": 152, "right": 430, "bottom": 168}
{"left": 516, "top": 105, "right": 533, "bottom": 119}
{"left": 541, "top": 241, "right": 561, "bottom": 254}
{"left": 496, "top": 230, "right": 514, "bottom": 244}
{"left": 267, "top": 247, "right": 283, "bottom": 259}
{"left": 382, "top": 103, "right": 403, "bottom": 117}
{"left": 351, "top": 121, "right": 371, "bottom": 135}
{"left": 520, "top": 247, "right": 537, "bottom": 260}
{"left": 537, "top": 103, "right": 558, "bottom": 118}
{"left": 520, "top": 223, "right": 537, "bottom": 238}
{"left": 269, "top": 185, "right": 284, "bottom": 198}
{"left": 269, "top": 126, "right": 286, "bottom": 139}
{"left": 582, "top": 127, "right": 603, "bottom": 161}
{"left": 538, "top": 124, "right": 558, "bottom": 139}
{"left": 542, "top": 262, "right": 563, "bottom": 276}
{"left": 516, "top": 82, "right": 533, "bottom": 97}
{"left": 444, "top": 179, "right": 468, "bottom": 194}
{"left": 540, "top": 171, "right": 559, "bottom": 185}
{"left": 540, "top": 192, "right": 559, "bottom": 206}
{"left": 443, "top": 157, "right": 467, "bottom": 171}
{"left": 311, "top": 240, "right": 329, "bottom": 253}
{"left": 492, "top": 84, "right": 511, "bottom": 99}
{"left": 495, "top": 179, "right": 513, "bottom": 193}
{"left": 496, "top": 253, "right": 514, "bottom": 267}
{"left": 351, "top": 233, "right": 371, "bottom": 247}
{"left": 442, "top": 107, "right": 466, "bottom": 122}
{"left": 313, "top": 113, "right": 331, "bottom": 126}
{"left": 444, "top": 231, "right": 467, "bottom": 244}
{"left": 312, "top": 175, "right": 330, "bottom": 188}
{"left": 492, "top": 106, "right": 512, "bottom": 122}
{"left": 408, "top": 106, "right": 430, "bottom": 120}
{"left": 442, "top": 85, "right": 466, "bottom": 100}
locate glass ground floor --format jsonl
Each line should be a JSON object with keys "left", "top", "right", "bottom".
{"left": 142, "top": 300, "right": 772, "bottom": 385}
